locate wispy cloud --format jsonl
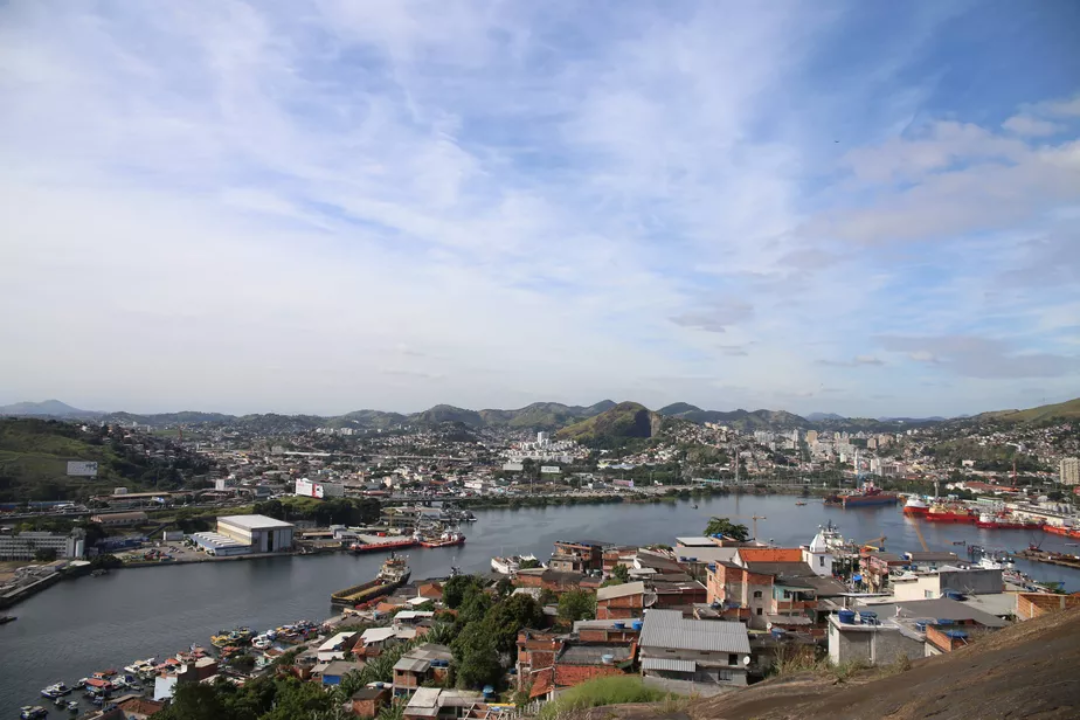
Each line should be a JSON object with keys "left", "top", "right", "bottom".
{"left": 0, "top": 1, "right": 1078, "bottom": 416}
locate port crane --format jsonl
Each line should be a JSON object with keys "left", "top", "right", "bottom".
{"left": 731, "top": 514, "right": 767, "bottom": 540}
{"left": 861, "top": 535, "right": 887, "bottom": 552}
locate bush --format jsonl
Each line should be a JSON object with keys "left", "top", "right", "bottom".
{"left": 537, "top": 676, "right": 670, "bottom": 720}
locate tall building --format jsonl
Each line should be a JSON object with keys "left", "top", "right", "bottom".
{"left": 1061, "top": 458, "right": 1080, "bottom": 487}
{"left": 805, "top": 430, "right": 818, "bottom": 444}
{"left": 537, "top": 431, "right": 550, "bottom": 446}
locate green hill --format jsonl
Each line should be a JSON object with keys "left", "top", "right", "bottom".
{"left": 0, "top": 418, "right": 214, "bottom": 502}
{"left": 978, "top": 397, "right": 1080, "bottom": 424}
{"left": 556, "top": 402, "right": 664, "bottom": 444}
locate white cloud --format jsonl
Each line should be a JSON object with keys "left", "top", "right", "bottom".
{"left": 1002, "top": 114, "right": 1063, "bottom": 137}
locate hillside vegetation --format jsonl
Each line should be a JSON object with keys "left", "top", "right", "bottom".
{"left": 557, "top": 402, "right": 665, "bottom": 445}
{"left": 978, "top": 396, "right": 1080, "bottom": 424}
{"left": 0, "top": 418, "right": 213, "bottom": 502}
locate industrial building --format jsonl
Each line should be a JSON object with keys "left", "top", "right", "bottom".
{"left": 191, "top": 514, "right": 294, "bottom": 556}
{"left": 295, "top": 478, "right": 345, "bottom": 498}
{"left": 0, "top": 530, "right": 85, "bottom": 560}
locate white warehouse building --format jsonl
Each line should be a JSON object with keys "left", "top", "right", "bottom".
{"left": 217, "top": 514, "right": 294, "bottom": 553}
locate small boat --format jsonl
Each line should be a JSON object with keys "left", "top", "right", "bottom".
{"left": 53, "top": 698, "right": 67, "bottom": 709}
{"left": 691, "top": 503, "right": 699, "bottom": 509}
{"left": 0, "top": 614, "right": 16, "bottom": 625}
{"left": 20, "top": 707, "right": 49, "bottom": 720}
{"left": 211, "top": 627, "right": 253, "bottom": 648}
{"left": 65, "top": 701, "right": 79, "bottom": 713}
{"left": 41, "top": 683, "right": 72, "bottom": 699}
{"left": 491, "top": 554, "right": 541, "bottom": 575}
{"left": 123, "top": 658, "right": 157, "bottom": 678}
{"left": 795, "top": 501, "right": 807, "bottom": 506}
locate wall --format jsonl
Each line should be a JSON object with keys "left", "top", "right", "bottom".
{"left": 828, "top": 619, "right": 923, "bottom": 666}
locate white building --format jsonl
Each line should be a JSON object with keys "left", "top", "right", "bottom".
{"left": 802, "top": 528, "right": 834, "bottom": 577}
{"left": 216, "top": 514, "right": 294, "bottom": 553}
{"left": 1060, "top": 458, "right": 1080, "bottom": 486}
{"left": 0, "top": 530, "right": 84, "bottom": 560}
{"left": 537, "top": 431, "right": 550, "bottom": 446}
{"left": 295, "top": 478, "right": 345, "bottom": 499}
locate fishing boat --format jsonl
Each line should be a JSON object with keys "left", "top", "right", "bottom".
{"left": 41, "top": 683, "right": 72, "bottom": 699}
{"left": 211, "top": 627, "right": 253, "bottom": 648}
{"left": 419, "top": 531, "right": 466, "bottom": 548}
{"left": 348, "top": 537, "right": 418, "bottom": 554}
{"left": 902, "top": 496, "right": 929, "bottom": 516}
{"left": 824, "top": 481, "right": 898, "bottom": 508}
{"left": 925, "top": 503, "right": 978, "bottom": 524}
{"left": 331, "top": 553, "right": 411, "bottom": 606}
{"left": 20, "top": 706, "right": 49, "bottom": 719}
{"left": 491, "top": 554, "right": 541, "bottom": 575}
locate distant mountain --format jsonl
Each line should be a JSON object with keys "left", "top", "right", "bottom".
{"left": 0, "top": 399, "right": 101, "bottom": 418}
{"left": 807, "top": 412, "right": 845, "bottom": 421}
{"left": 656, "top": 403, "right": 808, "bottom": 430}
{"left": 556, "top": 401, "right": 665, "bottom": 444}
{"left": 977, "top": 397, "right": 1080, "bottom": 424}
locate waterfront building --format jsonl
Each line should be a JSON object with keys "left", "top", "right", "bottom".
{"left": 0, "top": 529, "right": 84, "bottom": 560}
{"left": 191, "top": 514, "right": 294, "bottom": 556}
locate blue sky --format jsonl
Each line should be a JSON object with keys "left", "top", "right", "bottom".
{"left": 1, "top": 1, "right": 1078, "bottom": 417}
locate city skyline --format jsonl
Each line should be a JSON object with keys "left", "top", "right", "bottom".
{"left": 2, "top": 1, "right": 1078, "bottom": 417}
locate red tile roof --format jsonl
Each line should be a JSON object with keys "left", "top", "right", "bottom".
{"left": 117, "top": 697, "right": 165, "bottom": 716}
{"left": 737, "top": 548, "right": 803, "bottom": 563}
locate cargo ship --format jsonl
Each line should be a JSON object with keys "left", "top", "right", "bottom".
{"left": 824, "top": 482, "right": 898, "bottom": 508}
{"left": 419, "top": 531, "right": 465, "bottom": 549}
{"left": 925, "top": 503, "right": 978, "bottom": 524}
{"left": 902, "top": 497, "right": 930, "bottom": 516}
{"left": 1042, "top": 524, "right": 1080, "bottom": 539}
{"left": 331, "top": 553, "right": 411, "bottom": 606}
{"left": 975, "top": 513, "right": 1043, "bottom": 530}
{"left": 348, "top": 537, "right": 418, "bottom": 554}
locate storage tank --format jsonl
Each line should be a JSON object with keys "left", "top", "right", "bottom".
{"left": 838, "top": 609, "right": 856, "bottom": 624}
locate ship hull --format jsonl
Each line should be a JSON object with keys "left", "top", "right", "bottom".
{"left": 826, "top": 494, "right": 899, "bottom": 508}
{"left": 925, "top": 513, "right": 977, "bottom": 524}
{"left": 976, "top": 521, "right": 1041, "bottom": 530}
{"left": 349, "top": 539, "right": 418, "bottom": 554}
{"left": 330, "top": 571, "right": 411, "bottom": 606}
{"left": 419, "top": 538, "right": 465, "bottom": 548}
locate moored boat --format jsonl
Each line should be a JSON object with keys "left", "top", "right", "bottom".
{"left": 925, "top": 504, "right": 978, "bottom": 523}
{"left": 0, "top": 614, "right": 16, "bottom": 624}
{"left": 975, "top": 512, "right": 1043, "bottom": 530}
{"left": 419, "top": 531, "right": 466, "bottom": 548}
{"left": 20, "top": 706, "right": 49, "bottom": 720}
{"left": 41, "top": 683, "right": 71, "bottom": 699}
{"left": 331, "top": 553, "right": 411, "bottom": 606}
{"left": 211, "top": 627, "right": 253, "bottom": 648}
{"left": 824, "top": 482, "right": 899, "bottom": 508}
{"left": 65, "top": 701, "right": 79, "bottom": 713}
{"left": 491, "top": 554, "right": 540, "bottom": 575}
{"left": 348, "top": 537, "right": 418, "bottom": 554}
{"left": 902, "top": 497, "right": 929, "bottom": 516}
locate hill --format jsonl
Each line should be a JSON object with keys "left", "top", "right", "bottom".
{"left": 0, "top": 399, "right": 101, "bottom": 418}
{"left": 556, "top": 402, "right": 665, "bottom": 444}
{"left": 656, "top": 404, "right": 809, "bottom": 431}
{"left": 978, "top": 396, "right": 1080, "bottom": 424}
{"left": 0, "top": 418, "right": 214, "bottom": 502}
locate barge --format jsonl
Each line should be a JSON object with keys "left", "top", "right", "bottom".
{"left": 331, "top": 553, "right": 411, "bottom": 606}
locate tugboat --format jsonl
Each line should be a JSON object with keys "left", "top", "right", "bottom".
{"left": 902, "top": 496, "right": 929, "bottom": 516}
{"left": 330, "top": 553, "right": 411, "bottom": 606}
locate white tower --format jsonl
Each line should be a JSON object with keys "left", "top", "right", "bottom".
{"left": 804, "top": 527, "right": 835, "bottom": 576}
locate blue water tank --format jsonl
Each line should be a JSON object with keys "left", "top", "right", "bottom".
{"left": 852, "top": 574, "right": 863, "bottom": 583}
{"left": 936, "top": 618, "right": 954, "bottom": 626}
{"left": 631, "top": 620, "right": 644, "bottom": 631}
{"left": 613, "top": 622, "right": 625, "bottom": 629}
{"left": 838, "top": 610, "right": 856, "bottom": 625}
{"left": 944, "top": 630, "right": 968, "bottom": 640}
{"left": 914, "top": 621, "right": 928, "bottom": 632}
{"left": 482, "top": 686, "right": 495, "bottom": 697}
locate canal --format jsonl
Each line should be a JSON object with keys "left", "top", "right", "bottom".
{"left": 3, "top": 494, "right": 1078, "bottom": 714}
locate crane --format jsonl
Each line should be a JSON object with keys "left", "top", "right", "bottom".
{"left": 731, "top": 514, "right": 768, "bottom": 541}
{"left": 862, "top": 535, "right": 887, "bottom": 552}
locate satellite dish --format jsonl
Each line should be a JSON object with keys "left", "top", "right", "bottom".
{"left": 742, "top": 655, "right": 751, "bottom": 666}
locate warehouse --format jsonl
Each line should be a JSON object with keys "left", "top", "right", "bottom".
{"left": 216, "top": 514, "right": 294, "bottom": 553}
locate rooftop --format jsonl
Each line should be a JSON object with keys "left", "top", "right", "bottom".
{"left": 218, "top": 514, "right": 294, "bottom": 531}
{"left": 596, "top": 581, "right": 646, "bottom": 601}
{"left": 557, "top": 643, "right": 635, "bottom": 665}
{"left": 856, "top": 598, "right": 1008, "bottom": 628}
{"left": 640, "top": 608, "right": 751, "bottom": 654}
{"left": 675, "top": 536, "right": 719, "bottom": 547}
{"left": 738, "top": 548, "right": 804, "bottom": 564}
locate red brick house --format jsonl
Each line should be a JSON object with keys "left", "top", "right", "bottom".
{"left": 596, "top": 581, "right": 652, "bottom": 619}
{"left": 350, "top": 687, "right": 390, "bottom": 717}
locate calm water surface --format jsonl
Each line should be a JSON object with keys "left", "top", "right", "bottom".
{"left": 3, "top": 495, "right": 1077, "bottom": 714}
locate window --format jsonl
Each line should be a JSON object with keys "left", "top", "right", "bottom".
{"left": 782, "top": 590, "right": 791, "bottom": 599}
{"left": 753, "top": 590, "right": 763, "bottom": 599}
{"left": 718, "top": 669, "right": 733, "bottom": 681}
{"left": 819, "top": 556, "right": 825, "bottom": 567}
{"left": 925, "top": 590, "right": 934, "bottom": 599}
{"left": 728, "top": 654, "right": 738, "bottom": 666}
{"left": 756, "top": 608, "right": 762, "bottom": 616}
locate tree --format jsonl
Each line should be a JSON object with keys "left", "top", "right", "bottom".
{"left": 155, "top": 682, "right": 227, "bottom": 720}
{"left": 519, "top": 557, "right": 541, "bottom": 570}
{"left": 483, "top": 594, "right": 545, "bottom": 653}
{"left": 557, "top": 589, "right": 596, "bottom": 623}
{"left": 611, "top": 564, "right": 630, "bottom": 583}
{"left": 495, "top": 577, "right": 514, "bottom": 598}
{"left": 457, "top": 586, "right": 493, "bottom": 626}
{"left": 704, "top": 517, "right": 749, "bottom": 541}
{"left": 443, "top": 574, "right": 485, "bottom": 609}
{"left": 452, "top": 624, "right": 502, "bottom": 689}
{"left": 34, "top": 547, "right": 58, "bottom": 562}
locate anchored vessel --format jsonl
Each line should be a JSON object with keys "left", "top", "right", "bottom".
{"left": 331, "top": 553, "right": 411, "bottom": 606}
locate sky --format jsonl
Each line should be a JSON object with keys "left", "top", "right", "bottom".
{"left": 1, "top": 1, "right": 1078, "bottom": 418}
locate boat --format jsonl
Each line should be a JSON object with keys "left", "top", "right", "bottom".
{"left": 41, "top": 683, "right": 72, "bottom": 699}
{"left": 691, "top": 503, "right": 699, "bottom": 509}
{"left": 1043, "top": 524, "right": 1080, "bottom": 539}
{"left": 20, "top": 706, "right": 49, "bottom": 719}
{"left": 795, "top": 501, "right": 807, "bottom": 506}
{"left": 251, "top": 634, "right": 273, "bottom": 650}
{"left": 65, "top": 702, "right": 79, "bottom": 713}
{"left": 52, "top": 698, "right": 67, "bottom": 709}
{"left": 211, "top": 627, "right": 253, "bottom": 648}
{"left": 0, "top": 614, "right": 16, "bottom": 625}
{"left": 902, "top": 497, "right": 929, "bottom": 516}
{"left": 823, "top": 482, "right": 899, "bottom": 508}
{"left": 82, "top": 678, "right": 114, "bottom": 696}
{"left": 491, "top": 554, "right": 540, "bottom": 575}
{"left": 925, "top": 504, "right": 978, "bottom": 524}
{"left": 348, "top": 537, "right": 418, "bottom": 554}
{"left": 419, "top": 531, "right": 466, "bottom": 548}
{"left": 123, "top": 658, "right": 157, "bottom": 679}
{"left": 331, "top": 553, "right": 411, "bottom": 606}
{"left": 975, "top": 512, "right": 1043, "bottom": 530}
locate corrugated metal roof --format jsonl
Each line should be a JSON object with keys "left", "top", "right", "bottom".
{"left": 642, "top": 657, "right": 696, "bottom": 673}
{"left": 596, "top": 581, "right": 646, "bottom": 601}
{"left": 640, "top": 609, "right": 751, "bottom": 653}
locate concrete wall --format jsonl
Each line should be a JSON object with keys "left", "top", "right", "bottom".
{"left": 828, "top": 619, "right": 923, "bottom": 666}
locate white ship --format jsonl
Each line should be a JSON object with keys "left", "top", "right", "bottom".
{"left": 491, "top": 554, "right": 541, "bottom": 575}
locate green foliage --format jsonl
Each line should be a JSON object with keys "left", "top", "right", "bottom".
{"left": 519, "top": 558, "right": 541, "bottom": 569}
{"left": 442, "top": 574, "right": 485, "bottom": 609}
{"left": 34, "top": 547, "right": 58, "bottom": 562}
{"left": 556, "top": 402, "right": 663, "bottom": 446}
{"left": 536, "top": 676, "right": 670, "bottom": 720}
{"left": 452, "top": 623, "right": 502, "bottom": 689}
{"left": 253, "top": 496, "right": 380, "bottom": 526}
{"left": 90, "top": 553, "right": 122, "bottom": 570}
{"left": 260, "top": 677, "right": 333, "bottom": 720}
{"left": 557, "top": 589, "right": 596, "bottom": 623}
{"left": 482, "top": 594, "right": 545, "bottom": 653}
{"left": 611, "top": 564, "right": 630, "bottom": 583}
{"left": 457, "top": 585, "right": 494, "bottom": 626}
{"left": 155, "top": 681, "right": 228, "bottom": 720}
{"left": 704, "top": 517, "right": 749, "bottom": 541}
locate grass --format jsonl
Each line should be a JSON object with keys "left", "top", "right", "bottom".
{"left": 536, "top": 676, "right": 673, "bottom": 720}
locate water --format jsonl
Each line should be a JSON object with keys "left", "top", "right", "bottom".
{"left": 3, "top": 495, "right": 1078, "bottom": 714}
